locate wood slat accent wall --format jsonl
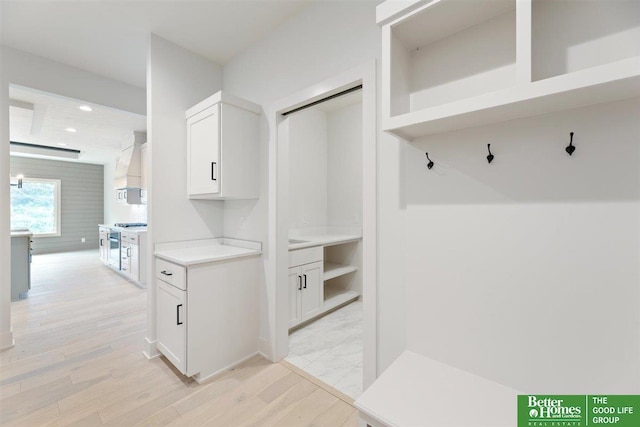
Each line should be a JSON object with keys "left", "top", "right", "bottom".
{"left": 10, "top": 156, "right": 104, "bottom": 254}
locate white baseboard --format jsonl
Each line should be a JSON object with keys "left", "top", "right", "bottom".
{"left": 194, "top": 351, "right": 261, "bottom": 384}
{"left": 0, "top": 330, "right": 14, "bottom": 351}
{"left": 142, "top": 337, "right": 160, "bottom": 359}
{"left": 259, "top": 337, "right": 275, "bottom": 362}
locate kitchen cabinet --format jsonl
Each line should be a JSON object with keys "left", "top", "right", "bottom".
{"left": 121, "top": 231, "right": 144, "bottom": 284}
{"left": 11, "top": 232, "right": 32, "bottom": 301}
{"left": 99, "top": 227, "right": 109, "bottom": 264}
{"left": 186, "top": 91, "right": 261, "bottom": 200}
{"left": 116, "top": 188, "right": 142, "bottom": 205}
{"left": 154, "top": 252, "right": 260, "bottom": 383}
{"left": 98, "top": 226, "right": 147, "bottom": 286}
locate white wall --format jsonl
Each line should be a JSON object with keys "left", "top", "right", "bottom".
{"left": 222, "top": 0, "right": 407, "bottom": 374}
{"left": 0, "top": 3, "right": 12, "bottom": 349}
{"left": 288, "top": 108, "right": 328, "bottom": 230}
{"left": 405, "top": 98, "right": 640, "bottom": 392}
{"left": 0, "top": 43, "right": 146, "bottom": 350}
{"left": 145, "top": 34, "right": 223, "bottom": 356}
{"left": 221, "top": 0, "right": 639, "bottom": 393}
{"left": 103, "top": 158, "right": 148, "bottom": 225}
{"left": 327, "top": 102, "right": 363, "bottom": 227}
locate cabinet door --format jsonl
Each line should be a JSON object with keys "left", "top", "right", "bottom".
{"left": 129, "top": 244, "right": 139, "bottom": 282}
{"left": 157, "top": 281, "right": 187, "bottom": 374}
{"left": 187, "top": 104, "right": 221, "bottom": 196}
{"left": 288, "top": 267, "right": 302, "bottom": 328}
{"left": 99, "top": 230, "right": 109, "bottom": 263}
{"left": 301, "top": 261, "right": 323, "bottom": 321}
{"left": 120, "top": 243, "right": 130, "bottom": 275}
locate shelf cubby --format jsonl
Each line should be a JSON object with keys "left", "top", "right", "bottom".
{"left": 323, "top": 262, "right": 358, "bottom": 281}
{"left": 378, "top": 0, "right": 640, "bottom": 140}
{"left": 532, "top": 0, "right": 640, "bottom": 82}
{"left": 388, "top": 0, "right": 517, "bottom": 117}
{"left": 323, "top": 280, "right": 360, "bottom": 312}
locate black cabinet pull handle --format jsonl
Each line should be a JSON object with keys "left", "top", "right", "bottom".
{"left": 211, "top": 162, "right": 217, "bottom": 181}
{"left": 161, "top": 270, "right": 173, "bottom": 276}
{"left": 177, "top": 304, "right": 183, "bottom": 325}
{"left": 303, "top": 274, "right": 307, "bottom": 289}
{"left": 298, "top": 275, "right": 302, "bottom": 291}
{"left": 100, "top": 238, "right": 103, "bottom": 246}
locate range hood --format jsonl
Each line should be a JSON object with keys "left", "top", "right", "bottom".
{"left": 114, "top": 131, "right": 146, "bottom": 190}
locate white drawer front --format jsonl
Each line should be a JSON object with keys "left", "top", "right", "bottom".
{"left": 122, "top": 232, "right": 139, "bottom": 244}
{"left": 155, "top": 258, "right": 186, "bottom": 290}
{"left": 289, "top": 246, "right": 323, "bottom": 268}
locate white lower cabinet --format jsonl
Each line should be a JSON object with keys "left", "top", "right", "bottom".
{"left": 155, "top": 255, "right": 259, "bottom": 382}
{"left": 288, "top": 247, "right": 324, "bottom": 328}
{"left": 157, "top": 280, "right": 187, "bottom": 372}
{"left": 121, "top": 231, "right": 144, "bottom": 284}
{"left": 99, "top": 227, "right": 109, "bottom": 264}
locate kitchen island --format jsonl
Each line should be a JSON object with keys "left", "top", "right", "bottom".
{"left": 11, "top": 229, "right": 32, "bottom": 301}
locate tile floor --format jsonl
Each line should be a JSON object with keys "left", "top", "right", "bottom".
{"left": 285, "top": 299, "right": 363, "bottom": 399}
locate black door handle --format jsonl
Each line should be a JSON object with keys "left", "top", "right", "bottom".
{"left": 303, "top": 274, "right": 307, "bottom": 289}
{"left": 177, "top": 304, "right": 183, "bottom": 325}
{"left": 100, "top": 238, "right": 103, "bottom": 246}
{"left": 161, "top": 270, "right": 173, "bottom": 276}
{"left": 211, "top": 162, "right": 217, "bottom": 181}
{"left": 298, "top": 275, "right": 302, "bottom": 291}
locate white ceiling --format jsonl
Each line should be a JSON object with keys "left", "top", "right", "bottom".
{"left": 10, "top": 86, "right": 147, "bottom": 165}
{"left": 2, "top": 1, "right": 316, "bottom": 165}
{"left": 0, "top": 0, "right": 314, "bottom": 88}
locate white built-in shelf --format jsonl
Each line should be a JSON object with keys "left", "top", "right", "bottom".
{"left": 355, "top": 351, "right": 518, "bottom": 427}
{"left": 323, "top": 286, "right": 359, "bottom": 313}
{"left": 378, "top": 0, "right": 640, "bottom": 140}
{"left": 323, "top": 262, "right": 358, "bottom": 281}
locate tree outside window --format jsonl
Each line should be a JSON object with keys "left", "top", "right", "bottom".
{"left": 11, "top": 178, "right": 61, "bottom": 237}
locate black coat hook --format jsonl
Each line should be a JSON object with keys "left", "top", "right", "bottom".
{"left": 486, "top": 144, "right": 494, "bottom": 164}
{"left": 565, "top": 132, "right": 576, "bottom": 156}
{"left": 425, "top": 152, "right": 434, "bottom": 170}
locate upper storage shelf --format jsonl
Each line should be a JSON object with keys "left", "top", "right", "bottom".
{"left": 377, "top": 0, "right": 640, "bottom": 141}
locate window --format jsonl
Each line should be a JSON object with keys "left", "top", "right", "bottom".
{"left": 11, "top": 178, "right": 61, "bottom": 237}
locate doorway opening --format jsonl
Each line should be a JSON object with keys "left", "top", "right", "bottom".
{"left": 273, "top": 62, "right": 377, "bottom": 400}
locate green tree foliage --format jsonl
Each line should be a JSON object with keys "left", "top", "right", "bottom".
{"left": 11, "top": 181, "right": 58, "bottom": 234}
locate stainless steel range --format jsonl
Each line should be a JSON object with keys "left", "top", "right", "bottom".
{"left": 108, "top": 230, "right": 121, "bottom": 269}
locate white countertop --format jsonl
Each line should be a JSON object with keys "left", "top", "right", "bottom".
{"left": 11, "top": 230, "right": 33, "bottom": 238}
{"left": 154, "top": 242, "right": 261, "bottom": 266}
{"left": 99, "top": 224, "right": 147, "bottom": 233}
{"left": 288, "top": 233, "right": 362, "bottom": 250}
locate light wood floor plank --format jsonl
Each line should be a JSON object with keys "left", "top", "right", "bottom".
{"left": 0, "top": 250, "right": 359, "bottom": 426}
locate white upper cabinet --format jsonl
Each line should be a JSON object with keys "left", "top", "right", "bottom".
{"left": 186, "top": 91, "right": 261, "bottom": 200}
{"left": 377, "top": 0, "right": 640, "bottom": 140}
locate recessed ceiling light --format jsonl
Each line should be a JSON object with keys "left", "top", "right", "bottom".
{"left": 57, "top": 143, "right": 67, "bottom": 147}
{"left": 66, "top": 128, "right": 77, "bottom": 133}
{"left": 79, "top": 105, "right": 92, "bottom": 112}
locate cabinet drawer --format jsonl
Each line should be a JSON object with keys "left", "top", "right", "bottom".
{"left": 289, "top": 246, "right": 323, "bottom": 268}
{"left": 121, "top": 232, "right": 139, "bottom": 244}
{"left": 155, "top": 258, "right": 186, "bottom": 290}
